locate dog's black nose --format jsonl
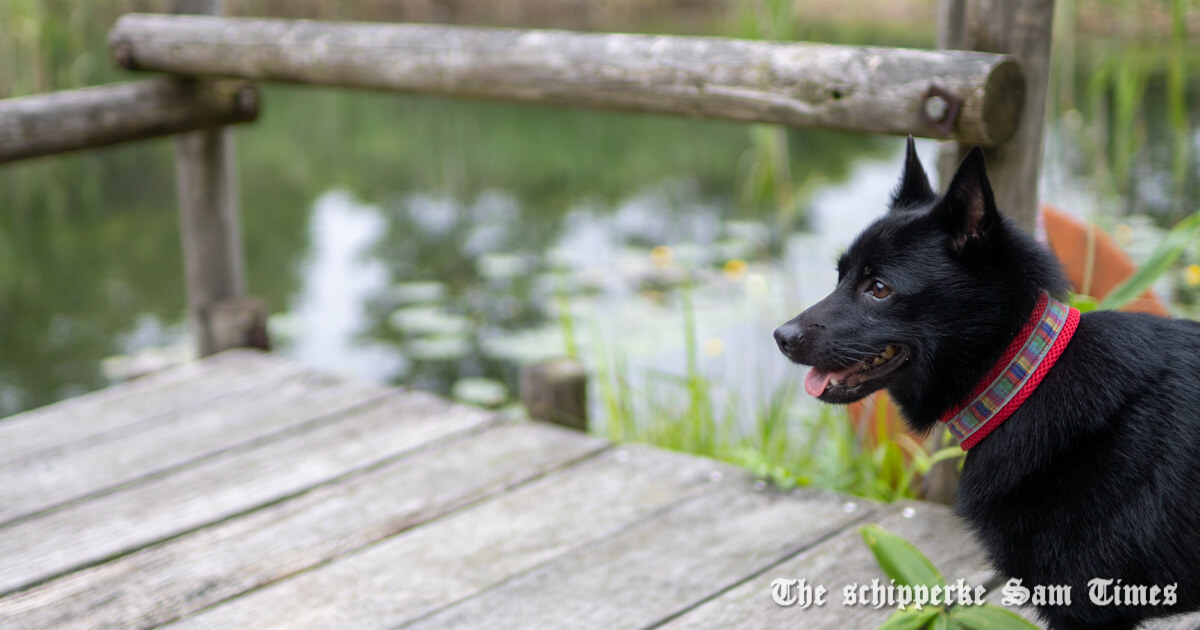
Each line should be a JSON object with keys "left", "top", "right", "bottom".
{"left": 774, "top": 322, "right": 802, "bottom": 355}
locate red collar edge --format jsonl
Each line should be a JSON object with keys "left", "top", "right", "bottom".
{"left": 938, "top": 293, "right": 1081, "bottom": 450}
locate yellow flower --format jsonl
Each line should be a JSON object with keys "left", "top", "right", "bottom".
{"left": 703, "top": 337, "right": 725, "bottom": 358}
{"left": 1114, "top": 224, "right": 1134, "bottom": 247}
{"left": 723, "top": 258, "right": 748, "bottom": 281}
{"left": 1185, "top": 264, "right": 1200, "bottom": 287}
{"left": 650, "top": 245, "right": 673, "bottom": 268}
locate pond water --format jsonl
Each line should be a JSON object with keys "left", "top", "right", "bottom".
{"left": 1, "top": 44, "right": 1198, "bottom": 422}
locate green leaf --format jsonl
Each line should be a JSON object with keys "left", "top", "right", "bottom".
{"left": 1068, "top": 293, "right": 1098, "bottom": 313}
{"left": 950, "top": 604, "right": 1042, "bottom": 630}
{"left": 931, "top": 613, "right": 969, "bottom": 630}
{"left": 1098, "top": 211, "right": 1200, "bottom": 311}
{"left": 928, "top": 446, "right": 965, "bottom": 467}
{"left": 877, "top": 607, "right": 940, "bottom": 630}
{"left": 861, "top": 525, "right": 945, "bottom": 589}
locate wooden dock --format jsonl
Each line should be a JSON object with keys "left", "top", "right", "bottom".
{"left": 0, "top": 350, "right": 1192, "bottom": 629}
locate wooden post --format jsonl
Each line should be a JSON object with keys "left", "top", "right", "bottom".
{"left": 520, "top": 359, "right": 588, "bottom": 432}
{"left": 206, "top": 296, "right": 271, "bottom": 353}
{"left": 936, "top": 0, "right": 1055, "bottom": 233}
{"left": 170, "top": 0, "right": 260, "bottom": 357}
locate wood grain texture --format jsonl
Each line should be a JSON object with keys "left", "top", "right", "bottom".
{"left": 660, "top": 502, "right": 1013, "bottom": 629}
{"left": 0, "top": 422, "right": 606, "bottom": 629}
{"left": 0, "top": 78, "right": 257, "bottom": 164}
{"left": 0, "top": 369, "right": 390, "bottom": 525}
{"left": 936, "top": 0, "right": 1054, "bottom": 231}
{"left": 169, "top": 445, "right": 736, "bottom": 629}
{"left": 0, "top": 350, "right": 299, "bottom": 467}
{"left": 168, "top": 0, "right": 251, "bottom": 358}
{"left": 108, "top": 15, "right": 1023, "bottom": 145}
{"left": 405, "top": 486, "right": 878, "bottom": 630}
{"left": 174, "top": 121, "right": 247, "bottom": 357}
{"left": 0, "top": 391, "right": 494, "bottom": 596}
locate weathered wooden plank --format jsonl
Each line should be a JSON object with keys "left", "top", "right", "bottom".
{"left": 660, "top": 499, "right": 1200, "bottom": 629}
{"left": 659, "top": 502, "right": 1008, "bottom": 629}
{"left": 0, "top": 391, "right": 495, "bottom": 596}
{"left": 0, "top": 422, "right": 606, "bottom": 628}
{"left": 168, "top": 445, "right": 735, "bottom": 628}
{"left": 0, "top": 350, "right": 300, "bottom": 466}
{"left": 404, "top": 486, "right": 877, "bottom": 629}
{"left": 0, "top": 78, "right": 257, "bottom": 164}
{"left": 0, "top": 370, "right": 390, "bottom": 524}
{"left": 108, "top": 15, "right": 1024, "bottom": 145}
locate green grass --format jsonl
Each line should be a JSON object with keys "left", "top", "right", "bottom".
{"left": 587, "top": 277, "right": 961, "bottom": 502}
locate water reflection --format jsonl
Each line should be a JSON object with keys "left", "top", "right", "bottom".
{"left": 282, "top": 190, "right": 405, "bottom": 382}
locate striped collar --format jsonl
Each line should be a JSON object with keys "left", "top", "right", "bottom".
{"left": 940, "top": 293, "right": 1081, "bottom": 450}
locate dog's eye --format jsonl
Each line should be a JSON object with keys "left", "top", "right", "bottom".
{"left": 869, "top": 280, "right": 893, "bottom": 299}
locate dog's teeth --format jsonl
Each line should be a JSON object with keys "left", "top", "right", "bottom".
{"left": 873, "top": 357, "right": 885, "bottom": 366}
{"left": 830, "top": 378, "right": 840, "bottom": 386}
{"left": 882, "top": 345, "right": 896, "bottom": 358}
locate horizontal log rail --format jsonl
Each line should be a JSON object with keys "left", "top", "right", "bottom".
{"left": 108, "top": 15, "right": 1024, "bottom": 145}
{"left": 0, "top": 78, "right": 258, "bottom": 164}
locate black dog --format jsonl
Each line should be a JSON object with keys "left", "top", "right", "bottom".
{"left": 774, "top": 138, "right": 1200, "bottom": 630}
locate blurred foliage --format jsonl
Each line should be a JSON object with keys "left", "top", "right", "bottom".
{"left": 0, "top": 1, "right": 882, "bottom": 416}
{"left": 1049, "top": 0, "right": 1200, "bottom": 221}
{"left": 0, "top": 0, "right": 1196, "bottom": 419}
{"left": 0, "top": 0, "right": 166, "bottom": 98}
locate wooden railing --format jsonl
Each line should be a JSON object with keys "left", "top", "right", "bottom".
{"left": 105, "top": 15, "right": 1025, "bottom": 147}
{"left": 0, "top": 78, "right": 257, "bottom": 163}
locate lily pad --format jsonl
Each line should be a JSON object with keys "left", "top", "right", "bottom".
{"left": 389, "top": 306, "right": 474, "bottom": 337}
{"left": 478, "top": 253, "right": 534, "bottom": 280}
{"left": 713, "top": 238, "right": 759, "bottom": 263}
{"left": 451, "top": 377, "right": 509, "bottom": 408}
{"left": 480, "top": 326, "right": 573, "bottom": 365}
{"left": 391, "top": 281, "right": 446, "bottom": 305}
{"left": 406, "top": 336, "right": 472, "bottom": 362}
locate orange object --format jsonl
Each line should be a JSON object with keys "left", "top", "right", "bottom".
{"left": 1041, "top": 204, "right": 1169, "bottom": 316}
{"left": 848, "top": 203, "right": 1168, "bottom": 452}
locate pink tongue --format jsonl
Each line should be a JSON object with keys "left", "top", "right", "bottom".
{"left": 804, "top": 364, "right": 860, "bottom": 397}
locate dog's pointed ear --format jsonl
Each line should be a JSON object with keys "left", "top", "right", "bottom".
{"left": 890, "top": 136, "right": 935, "bottom": 210}
{"left": 937, "top": 146, "right": 999, "bottom": 249}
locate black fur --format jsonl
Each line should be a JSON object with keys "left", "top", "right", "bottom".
{"left": 774, "top": 138, "right": 1200, "bottom": 630}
